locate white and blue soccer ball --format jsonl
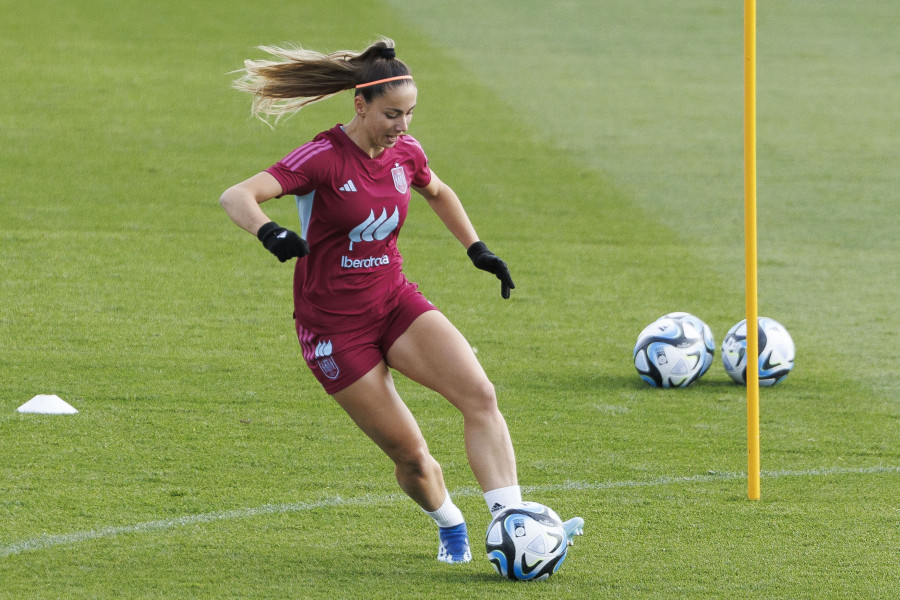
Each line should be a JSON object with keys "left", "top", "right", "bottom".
{"left": 485, "top": 502, "right": 568, "bottom": 581}
{"left": 633, "top": 312, "right": 715, "bottom": 388}
{"left": 721, "top": 317, "right": 795, "bottom": 386}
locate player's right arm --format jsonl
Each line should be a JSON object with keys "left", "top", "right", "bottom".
{"left": 220, "top": 171, "right": 308, "bottom": 263}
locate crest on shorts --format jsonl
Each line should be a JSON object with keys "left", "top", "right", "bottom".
{"left": 391, "top": 164, "right": 408, "bottom": 194}
{"left": 315, "top": 340, "right": 340, "bottom": 380}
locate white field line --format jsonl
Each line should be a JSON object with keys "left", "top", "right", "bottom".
{"left": 1, "top": 465, "right": 896, "bottom": 558}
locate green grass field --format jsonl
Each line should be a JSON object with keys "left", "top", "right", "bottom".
{"left": 1, "top": 1, "right": 897, "bottom": 598}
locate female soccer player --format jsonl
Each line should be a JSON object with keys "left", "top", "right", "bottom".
{"left": 220, "top": 38, "right": 581, "bottom": 564}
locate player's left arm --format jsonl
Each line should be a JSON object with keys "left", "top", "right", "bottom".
{"left": 413, "top": 170, "right": 479, "bottom": 249}
{"left": 414, "top": 170, "right": 515, "bottom": 299}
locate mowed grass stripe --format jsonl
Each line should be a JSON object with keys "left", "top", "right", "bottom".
{"left": 3, "top": 465, "right": 895, "bottom": 558}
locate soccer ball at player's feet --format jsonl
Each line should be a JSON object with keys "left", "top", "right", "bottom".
{"left": 485, "top": 502, "right": 582, "bottom": 581}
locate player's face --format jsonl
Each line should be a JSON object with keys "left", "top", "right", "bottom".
{"left": 359, "top": 83, "right": 417, "bottom": 151}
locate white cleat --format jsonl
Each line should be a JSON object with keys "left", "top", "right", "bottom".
{"left": 563, "top": 517, "right": 585, "bottom": 546}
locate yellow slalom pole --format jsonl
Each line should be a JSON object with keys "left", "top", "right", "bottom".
{"left": 744, "top": 0, "right": 761, "bottom": 501}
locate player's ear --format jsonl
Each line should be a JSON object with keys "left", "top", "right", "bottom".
{"left": 354, "top": 94, "right": 367, "bottom": 117}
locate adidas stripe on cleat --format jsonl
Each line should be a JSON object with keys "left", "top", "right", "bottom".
{"left": 437, "top": 522, "right": 472, "bottom": 564}
{"left": 563, "top": 517, "right": 585, "bottom": 546}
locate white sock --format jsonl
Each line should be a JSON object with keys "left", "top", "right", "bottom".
{"left": 484, "top": 485, "right": 523, "bottom": 516}
{"left": 424, "top": 492, "right": 465, "bottom": 528}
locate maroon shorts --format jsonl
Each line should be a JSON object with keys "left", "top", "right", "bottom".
{"left": 294, "top": 284, "right": 439, "bottom": 394}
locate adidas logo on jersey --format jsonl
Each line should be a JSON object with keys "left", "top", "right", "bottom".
{"left": 339, "top": 180, "right": 357, "bottom": 192}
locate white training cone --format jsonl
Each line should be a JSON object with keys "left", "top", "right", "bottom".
{"left": 16, "top": 395, "right": 78, "bottom": 414}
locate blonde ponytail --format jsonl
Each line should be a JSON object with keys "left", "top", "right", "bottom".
{"left": 232, "top": 37, "right": 412, "bottom": 124}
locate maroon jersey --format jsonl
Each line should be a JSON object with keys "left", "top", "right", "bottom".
{"left": 266, "top": 124, "right": 433, "bottom": 331}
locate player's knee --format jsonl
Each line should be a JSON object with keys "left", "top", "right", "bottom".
{"left": 394, "top": 444, "right": 439, "bottom": 480}
{"left": 461, "top": 378, "right": 500, "bottom": 418}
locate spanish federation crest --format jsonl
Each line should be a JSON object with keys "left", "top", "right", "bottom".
{"left": 391, "top": 164, "right": 408, "bottom": 194}
{"left": 315, "top": 340, "right": 340, "bottom": 380}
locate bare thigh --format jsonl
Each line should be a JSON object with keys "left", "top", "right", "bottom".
{"left": 330, "top": 360, "right": 430, "bottom": 464}
{"left": 385, "top": 310, "right": 494, "bottom": 409}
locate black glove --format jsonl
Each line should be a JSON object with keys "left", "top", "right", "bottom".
{"left": 467, "top": 241, "right": 515, "bottom": 299}
{"left": 256, "top": 221, "right": 309, "bottom": 263}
